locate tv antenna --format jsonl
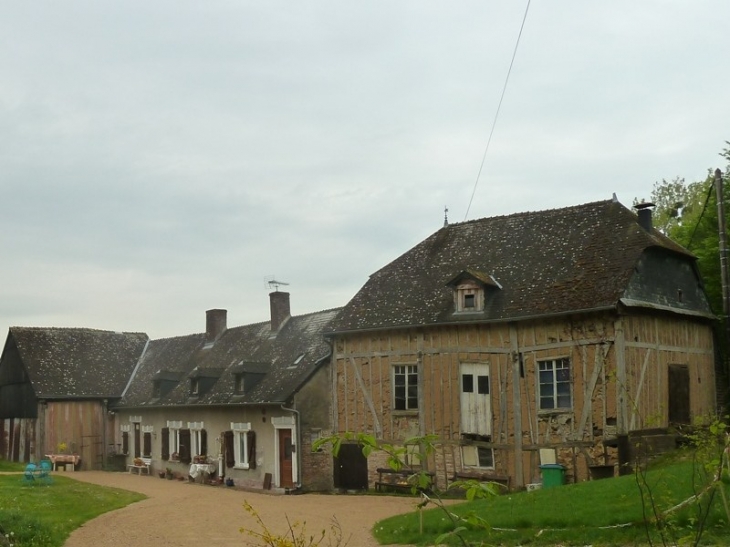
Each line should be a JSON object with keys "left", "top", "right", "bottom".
{"left": 265, "top": 276, "right": 290, "bottom": 292}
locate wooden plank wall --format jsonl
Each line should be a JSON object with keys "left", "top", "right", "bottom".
{"left": 0, "top": 418, "right": 35, "bottom": 462}
{"left": 44, "top": 401, "right": 105, "bottom": 470}
{"left": 333, "top": 312, "right": 716, "bottom": 487}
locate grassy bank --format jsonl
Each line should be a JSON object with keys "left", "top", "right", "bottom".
{"left": 374, "top": 456, "right": 730, "bottom": 546}
{"left": 0, "top": 472, "right": 145, "bottom": 547}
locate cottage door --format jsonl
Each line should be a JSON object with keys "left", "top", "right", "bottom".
{"left": 459, "top": 363, "right": 492, "bottom": 436}
{"left": 278, "top": 429, "right": 294, "bottom": 488}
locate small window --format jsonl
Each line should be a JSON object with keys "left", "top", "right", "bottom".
{"left": 462, "top": 445, "right": 494, "bottom": 469}
{"left": 152, "top": 381, "right": 161, "bottom": 398}
{"left": 538, "top": 358, "right": 572, "bottom": 410}
{"left": 231, "top": 423, "right": 253, "bottom": 469}
{"left": 462, "top": 374, "right": 474, "bottom": 393}
{"left": 477, "top": 375, "right": 490, "bottom": 395}
{"left": 393, "top": 365, "right": 418, "bottom": 411}
{"left": 464, "top": 294, "right": 475, "bottom": 309}
{"left": 234, "top": 374, "right": 245, "bottom": 394}
{"left": 190, "top": 378, "right": 199, "bottom": 395}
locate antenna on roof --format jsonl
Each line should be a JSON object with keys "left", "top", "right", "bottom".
{"left": 265, "top": 276, "right": 290, "bottom": 292}
{"left": 444, "top": 206, "right": 449, "bottom": 227}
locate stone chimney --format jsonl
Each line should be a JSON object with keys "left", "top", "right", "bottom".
{"left": 269, "top": 291, "right": 291, "bottom": 333}
{"left": 205, "top": 309, "right": 227, "bottom": 343}
{"left": 634, "top": 202, "right": 655, "bottom": 232}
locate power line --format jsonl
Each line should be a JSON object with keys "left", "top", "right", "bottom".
{"left": 464, "top": 0, "right": 532, "bottom": 221}
{"left": 685, "top": 181, "right": 715, "bottom": 251}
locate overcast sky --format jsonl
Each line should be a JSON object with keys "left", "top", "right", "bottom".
{"left": 2, "top": 1, "right": 729, "bottom": 340}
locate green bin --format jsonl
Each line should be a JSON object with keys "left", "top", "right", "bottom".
{"left": 540, "top": 464, "right": 565, "bottom": 488}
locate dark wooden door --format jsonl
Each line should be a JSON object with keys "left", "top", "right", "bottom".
{"left": 278, "top": 429, "right": 294, "bottom": 488}
{"left": 668, "top": 364, "right": 690, "bottom": 425}
{"left": 134, "top": 423, "right": 141, "bottom": 458}
{"left": 333, "top": 443, "right": 368, "bottom": 490}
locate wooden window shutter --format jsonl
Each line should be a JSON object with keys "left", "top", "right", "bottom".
{"left": 224, "top": 430, "right": 234, "bottom": 468}
{"left": 122, "top": 431, "right": 129, "bottom": 455}
{"left": 200, "top": 429, "right": 208, "bottom": 456}
{"left": 161, "top": 427, "right": 169, "bottom": 460}
{"left": 179, "top": 429, "right": 192, "bottom": 464}
{"left": 247, "top": 430, "right": 256, "bottom": 470}
{"left": 143, "top": 432, "right": 152, "bottom": 457}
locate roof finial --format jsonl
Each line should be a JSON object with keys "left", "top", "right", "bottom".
{"left": 444, "top": 206, "right": 449, "bottom": 227}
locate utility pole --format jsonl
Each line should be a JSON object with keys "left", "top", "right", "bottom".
{"left": 715, "top": 168, "right": 730, "bottom": 402}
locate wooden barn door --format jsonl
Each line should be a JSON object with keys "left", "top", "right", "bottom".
{"left": 333, "top": 443, "right": 368, "bottom": 490}
{"left": 668, "top": 364, "right": 690, "bottom": 425}
{"left": 460, "top": 363, "right": 492, "bottom": 436}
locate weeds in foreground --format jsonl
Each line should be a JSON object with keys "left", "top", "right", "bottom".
{"left": 239, "top": 500, "right": 349, "bottom": 547}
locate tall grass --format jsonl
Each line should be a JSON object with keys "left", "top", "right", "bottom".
{"left": 0, "top": 474, "right": 144, "bottom": 547}
{"left": 373, "top": 458, "right": 730, "bottom": 546}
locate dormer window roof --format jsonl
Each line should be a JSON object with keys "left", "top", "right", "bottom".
{"left": 446, "top": 270, "right": 502, "bottom": 314}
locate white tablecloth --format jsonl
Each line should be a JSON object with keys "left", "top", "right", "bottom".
{"left": 189, "top": 463, "right": 217, "bottom": 479}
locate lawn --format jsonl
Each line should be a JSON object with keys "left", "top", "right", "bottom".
{"left": 0, "top": 469, "right": 145, "bottom": 547}
{"left": 373, "top": 456, "right": 730, "bottom": 546}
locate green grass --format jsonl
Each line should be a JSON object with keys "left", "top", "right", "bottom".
{"left": 0, "top": 459, "right": 25, "bottom": 472}
{"left": 373, "top": 456, "right": 730, "bottom": 546}
{"left": 0, "top": 473, "right": 145, "bottom": 547}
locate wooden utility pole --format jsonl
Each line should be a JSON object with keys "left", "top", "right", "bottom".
{"left": 715, "top": 168, "right": 730, "bottom": 398}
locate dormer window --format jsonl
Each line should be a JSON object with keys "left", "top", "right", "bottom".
{"left": 234, "top": 374, "right": 245, "bottom": 394}
{"left": 455, "top": 283, "right": 484, "bottom": 313}
{"left": 190, "top": 378, "right": 200, "bottom": 396}
{"left": 446, "top": 270, "right": 502, "bottom": 315}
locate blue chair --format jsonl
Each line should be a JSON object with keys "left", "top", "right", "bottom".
{"left": 22, "top": 463, "right": 37, "bottom": 485}
{"left": 38, "top": 460, "right": 53, "bottom": 484}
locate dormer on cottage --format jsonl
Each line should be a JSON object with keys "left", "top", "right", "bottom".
{"left": 187, "top": 368, "right": 223, "bottom": 399}
{"left": 446, "top": 270, "right": 502, "bottom": 314}
{"left": 230, "top": 361, "right": 268, "bottom": 397}
{"left": 151, "top": 370, "right": 184, "bottom": 400}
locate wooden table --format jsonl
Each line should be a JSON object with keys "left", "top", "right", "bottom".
{"left": 46, "top": 454, "right": 81, "bottom": 471}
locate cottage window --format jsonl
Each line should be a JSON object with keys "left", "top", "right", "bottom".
{"left": 231, "top": 422, "right": 252, "bottom": 469}
{"left": 188, "top": 422, "right": 207, "bottom": 457}
{"left": 538, "top": 358, "right": 572, "bottom": 410}
{"left": 234, "top": 374, "right": 244, "bottom": 394}
{"left": 190, "top": 378, "right": 199, "bottom": 396}
{"left": 166, "top": 421, "right": 183, "bottom": 460}
{"left": 464, "top": 293, "right": 476, "bottom": 309}
{"left": 393, "top": 364, "right": 418, "bottom": 411}
{"left": 152, "top": 381, "right": 161, "bottom": 398}
{"left": 456, "top": 286, "right": 483, "bottom": 313}
{"left": 143, "top": 432, "right": 152, "bottom": 458}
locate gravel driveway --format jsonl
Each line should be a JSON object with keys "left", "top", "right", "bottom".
{"left": 63, "top": 471, "right": 420, "bottom": 547}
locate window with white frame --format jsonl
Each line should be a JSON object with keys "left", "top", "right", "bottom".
{"left": 231, "top": 422, "right": 251, "bottom": 469}
{"left": 393, "top": 364, "right": 418, "bottom": 411}
{"left": 538, "top": 358, "right": 572, "bottom": 410}
{"left": 188, "top": 422, "right": 205, "bottom": 456}
{"left": 462, "top": 445, "right": 494, "bottom": 468}
{"left": 167, "top": 420, "right": 182, "bottom": 459}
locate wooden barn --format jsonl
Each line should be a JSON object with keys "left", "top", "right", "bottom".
{"left": 326, "top": 199, "right": 718, "bottom": 490}
{"left": 0, "top": 328, "right": 148, "bottom": 469}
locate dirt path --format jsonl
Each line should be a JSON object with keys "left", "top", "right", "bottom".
{"left": 63, "top": 472, "right": 421, "bottom": 547}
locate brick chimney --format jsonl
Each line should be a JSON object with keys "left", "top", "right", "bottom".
{"left": 206, "top": 309, "right": 227, "bottom": 343}
{"left": 269, "top": 291, "right": 291, "bottom": 332}
{"left": 634, "top": 202, "right": 655, "bottom": 232}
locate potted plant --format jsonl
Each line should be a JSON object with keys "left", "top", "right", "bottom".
{"left": 165, "top": 467, "right": 173, "bottom": 480}
{"left": 158, "top": 470, "right": 166, "bottom": 479}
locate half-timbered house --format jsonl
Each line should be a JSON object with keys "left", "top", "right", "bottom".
{"left": 326, "top": 199, "right": 717, "bottom": 490}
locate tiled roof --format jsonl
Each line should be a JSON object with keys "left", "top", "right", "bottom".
{"left": 118, "top": 308, "right": 341, "bottom": 408}
{"left": 329, "top": 200, "right": 694, "bottom": 333}
{"left": 10, "top": 327, "right": 149, "bottom": 398}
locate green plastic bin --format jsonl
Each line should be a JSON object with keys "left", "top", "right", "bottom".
{"left": 540, "top": 464, "right": 565, "bottom": 488}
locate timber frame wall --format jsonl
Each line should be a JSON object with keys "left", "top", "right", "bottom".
{"left": 331, "top": 310, "right": 716, "bottom": 489}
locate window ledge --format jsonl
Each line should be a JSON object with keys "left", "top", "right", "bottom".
{"left": 392, "top": 410, "right": 419, "bottom": 417}
{"left": 537, "top": 408, "right": 573, "bottom": 417}
{"left": 233, "top": 463, "right": 250, "bottom": 470}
